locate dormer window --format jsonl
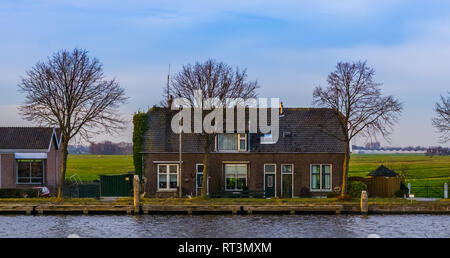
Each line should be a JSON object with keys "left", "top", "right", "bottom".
{"left": 217, "top": 133, "right": 247, "bottom": 152}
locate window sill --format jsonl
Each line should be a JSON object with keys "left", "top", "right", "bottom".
{"left": 157, "top": 189, "right": 177, "bottom": 192}
{"left": 310, "top": 189, "right": 333, "bottom": 192}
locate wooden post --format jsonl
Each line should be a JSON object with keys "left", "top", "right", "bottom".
{"left": 133, "top": 175, "right": 140, "bottom": 214}
{"left": 445, "top": 183, "right": 448, "bottom": 199}
{"left": 360, "top": 190, "right": 368, "bottom": 214}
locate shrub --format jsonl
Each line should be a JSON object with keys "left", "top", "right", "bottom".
{"left": 299, "top": 187, "right": 312, "bottom": 198}
{"left": 0, "top": 188, "right": 39, "bottom": 198}
{"left": 348, "top": 181, "right": 368, "bottom": 198}
{"left": 395, "top": 182, "right": 409, "bottom": 197}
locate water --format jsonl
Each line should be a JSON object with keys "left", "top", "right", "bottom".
{"left": 0, "top": 214, "right": 448, "bottom": 238}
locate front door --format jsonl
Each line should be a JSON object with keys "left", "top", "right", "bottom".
{"left": 282, "top": 174, "right": 292, "bottom": 198}
{"left": 196, "top": 173, "right": 203, "bottom": 197}
{"left": 264, "top": 173, "right": 275, "bottom": 198}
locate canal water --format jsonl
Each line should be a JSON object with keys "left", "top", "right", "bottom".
{"left": 0, "top": 214, "right": 448, "bottom": 238}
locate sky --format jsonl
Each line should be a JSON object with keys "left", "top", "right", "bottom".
{"left": 0, "top": 0, "right": 449, "bottom": 147}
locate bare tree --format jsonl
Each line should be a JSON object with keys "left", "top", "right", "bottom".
{"left": 432, "top": 92, "right": 450, "bottom": 143}
{"left": 18, "top": 48, "right": 128, "bottom": 198}
{"left": 313, "top": 61, "right": 402, "bottom": 197}
{"left": 170, "top": 59, "right": 258, "bottom": 197}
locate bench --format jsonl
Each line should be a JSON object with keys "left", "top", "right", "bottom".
{"left": 210, "top": 190, "right": 266, "bottom": 198}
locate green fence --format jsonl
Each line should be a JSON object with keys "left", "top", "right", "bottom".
{"left": 409, "top": 183, "right": 448, "bottom": 198}
{"left": 100, "top": 174, "right": 134, "bottom": 197}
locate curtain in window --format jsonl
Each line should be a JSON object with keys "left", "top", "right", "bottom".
{"left": 225, "top": 164, "right": 247, "bottom": 190}
{"left": 311, "top": 165, "right": 320, "bottom": 190}
{"left": 218, "top": 134, "right": 238, "bottom": 151}
{"left": 322, "top": 165, "right": 331, "bottom": 190}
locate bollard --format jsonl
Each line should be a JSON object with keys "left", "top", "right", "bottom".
{"left": 445, "top": 183, "right": 448, "bottom": 199}
{"left": 133, "top": 175, "right": 140, "bottom": 214}
{"left": 360, "top": 190, "right": 368, "bottom": 214}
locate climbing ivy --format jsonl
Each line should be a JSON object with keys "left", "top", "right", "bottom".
{"left": 133, "top": 111, "right": 148, "bottom": 178}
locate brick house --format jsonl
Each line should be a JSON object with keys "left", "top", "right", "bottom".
{"left": 0, "top": 127, "right": 62, "bottom": 194}
{"left": 141, "top": 107, "right": 346, "bottom": 198}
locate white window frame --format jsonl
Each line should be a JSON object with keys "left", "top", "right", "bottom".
{"left": 238, "top": 133, "right": 247, "bottom": 151}
{"left": 263, "top": 163, "right": 277, "bottom": 197}
{"left": 157, "top": 163, "right": 179, "bottom": 192}
{"left": 310, "top": 164, "right": 332, "bottom": 192}
{"left": 216, "top": 133, "right": 247, "bottom": 152}
{"left": 195, "top": 163, "right": 204, "bottom": 197}
{"left": 16, "top": 159, "right": 45, "bottom": 185}
{"left": 280, "top": 164, "right": 294, "bottom": 198}
{"left": 224, "top": 163, "right": 248, "bottom": 191}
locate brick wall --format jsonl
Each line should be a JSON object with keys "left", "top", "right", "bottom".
{"left": 144, "top": 152, "right": 344, "bottom": 197}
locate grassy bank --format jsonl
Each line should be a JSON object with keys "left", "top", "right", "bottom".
{"left": 66, "top": 154, "right": 450, "bottom": 185}
{"left": 1, "top": 197, "right": 449, "bottom": 205}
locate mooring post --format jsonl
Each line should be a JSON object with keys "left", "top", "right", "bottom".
{"left": 360, "top": 191, "right": 368, "bottom": 214}
{"left": 444, "top": 183, "right": 448, "bottom": 199}
{"left": 133, "top": 175, "right": 140, "bottom": 214}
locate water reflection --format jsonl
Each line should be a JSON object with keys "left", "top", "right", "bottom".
{"left": 0, "top": 214, "right": 448, "bottom": 238}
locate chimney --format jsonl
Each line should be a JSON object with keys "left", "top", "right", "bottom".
{"left": 280, "top": 101, "right": 284, "bottom": 116}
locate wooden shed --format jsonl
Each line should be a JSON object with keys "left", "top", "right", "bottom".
{"left": 350, "top": 165, "right": 402, "bottom": 197}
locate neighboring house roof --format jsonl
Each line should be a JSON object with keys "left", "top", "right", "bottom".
{"left": 141, "top": 107, "right": 346, "bottom": 153}
{"left": 0, "top": 127, "right": 62, "bottom": 151}
{"left": 367, "top": 165, "right": 398, "bottom": 177}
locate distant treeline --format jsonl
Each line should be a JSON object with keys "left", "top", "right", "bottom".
{"left": 89, "top": 141, "right": 133, "bottom": 155}
{"left": 68, "top": 141, "right": 133, "bottom": 155}
{"left": 352, "top": 142, "right": 449, "bottom": 156}
{"left": 352, "top": 144, "right": 427, "bottom": 152}
{"left": 425, "top": 146, "right": 450, "bottom": 156}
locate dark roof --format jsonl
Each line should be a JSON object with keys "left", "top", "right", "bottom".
{"left": 141, "top": 107, "right": 346, "bottom": 153}
{"left": 367, "top": 165, "right": 398, "bottom": 177}
{"left": 0, "top": 127, "right": 61, "bottom": 150}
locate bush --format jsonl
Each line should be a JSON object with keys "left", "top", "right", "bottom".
{"left": 395, "top": 182, "right": 409, "bottom": 197}
{"left": 348, "top": 181, "right": 368, "bottom": 198}
{"left": 0, "top": 188, "right": 39, "bottom": 198}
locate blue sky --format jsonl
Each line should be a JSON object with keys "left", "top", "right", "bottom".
{"left": 0, "top": 0, "right": 449, "bottom": 147}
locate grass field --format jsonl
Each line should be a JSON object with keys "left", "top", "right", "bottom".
{"left": 66, "top": 154, "right": 450, "bottom": 186}
{"left": 66, "top": 155, "right": 134, "bottom": 182}
{"left": 349, "top": 154, "right": 450, "bottom": 185}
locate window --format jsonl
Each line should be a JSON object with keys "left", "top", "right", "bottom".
{"left": 311, "top": 164, "right": 331, "bottom": 191}
{"left": 264, "top": 164, "right": 276, "bottom": 173}
{"left": 195, "top": 164, "right": 204, "bottom": 196}
{"left": 16, "top": 159, "right": 44, "bottom": 184}
{"left": 158, "top": 164, "right": 179, "bottom": 191}
{"left": 261, "top": 133, "right": 276, "bottom": 144}
{"left": 217, "top": 134, "right": 247, "bottom": 152}
{"left": 281, "top": 164, "right": 293, "bottom": 174}
{"left": 225, "top": 164, "right": 247, "bottom": 191}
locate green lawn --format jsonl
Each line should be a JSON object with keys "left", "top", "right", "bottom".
{"left": 66, "top": 154, "right": 450, "bottom": 186}
{"left": 66, "top": 155, "right": 133, "bottom": 182}
{"left": 349, "top": 154, "right": 450, "bottom": 185}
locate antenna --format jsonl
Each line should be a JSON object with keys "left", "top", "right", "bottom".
{"left": 167, "top": 64, "right": 171, "bottom": 106}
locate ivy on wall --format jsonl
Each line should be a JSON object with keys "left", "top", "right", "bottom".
{"left": 132, "top": 111, "right": 148, "bottom": 178}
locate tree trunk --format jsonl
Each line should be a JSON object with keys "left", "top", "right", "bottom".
{"left": 200, "top": 136, "right": 211, "bottom": 198}
{"left": 57, "top": 138, "right": 69, "bottom": 199}
{"left": 340, "top": 141, "right": 351, "bottom": 197}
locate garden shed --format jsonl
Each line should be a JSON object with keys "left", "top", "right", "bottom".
{"left": 350, "top": 165, "right": 402, "bottom": 197}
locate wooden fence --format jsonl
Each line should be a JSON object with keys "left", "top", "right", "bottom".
{"left": 349, "top": 176, "right": 402, "bottom": 197}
